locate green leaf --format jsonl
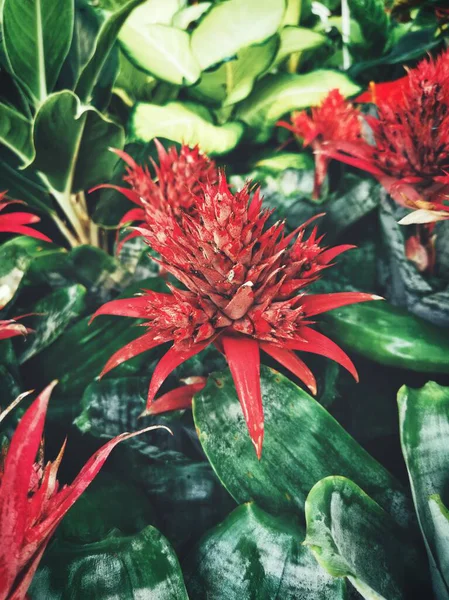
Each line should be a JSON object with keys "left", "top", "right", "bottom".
{"left": 274, "top": 26, "right": 327, "bottom": 66}
{"left": 2, "top": 0, "right": 74, "bottom": 103}
{"left": 0, "top": 237, "right": 63, "bottom": 309}
{"left": 305, "top": 476, "right": 427, "bottom": 600}
{"left": 0, "top": 158, "right": 51, "bottom": 214}
{"left": 191, "top": 36, "right": 279, "bottom": 107}
{"left": 398, "top": 382, "right": 449, "bottom": 598}
{"left": 30, "top": 526, "right": 189, "bottom": 599}
{"left": 172, "top": 2, "right": 211, "bottom": 29}
{"left": 320, "top": 302, "right": 449, "bottom": 374}
{"left": 255, "top": 151, "right": 314, "bottom": 173}
{"left": 347, "top": 0, "right": 390, "bottom": 55}
{"left": 28, "top": 90, "right": 124, "bottom": 193}
{"left": 185, "top": 502, "right": 347, "bottom": 599}
{"left": 59, "top": 471, "right": 155, "bottom": 544}
{"left": 0, "top": 104, "right": 33, "bottom": 164}
{"left": 130, "top": 101, "right": 244, "bottom": 155}
{"left": 113, "top": 50, "right": 157, "bottom": 104}
{"left": 119, "top": 3, "right": 201, "bottom": 86}
{"left": 193, "top": 367, "right": 414, "bottom": 528}
{"left": 17, "top": 284, "right": 87, "bottom": 363}
{"left": 191, "top": 0, "right": 285, "bottom": 71}
{"left": 236, "top": 71, "right": 361, "bottom": 142}
{"left": 75, "top": 0, "right": 145, "bottom": 102}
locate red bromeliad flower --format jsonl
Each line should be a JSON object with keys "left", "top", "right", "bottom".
{"left": 355, "top": 76, "right": 408, "bottom": 105}
{"left": 326, "top": 50, "right": 449, "bottom": 225}
{"left": 91, "top": 140, "right": 218, "bottom": 252}
{"left": 277, "top": 89, "right": 363, "bottom": 199}
{"left": 0, "top": 193, "right": 50, "bottom": 242}
{"left": 0, "top": 317, "right": 32, "bottom": 341}
{"left": 0, "top": 383, "right": 168, "bottom": 600}
{"left": 92, "top": 173, "right": 379, "bottom": 458}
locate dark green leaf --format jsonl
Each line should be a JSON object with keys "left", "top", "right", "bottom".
{"left": 0, "top": 103, "right": 33, "bottom": 164}
{"left": 186, "top": 502, "right": 347, "bottom": 599}
{"left": 347, "top": 0, "right": 390, "bottom": 55}
{"left": 193, "top": 367, "right": 415, "bottom": 528}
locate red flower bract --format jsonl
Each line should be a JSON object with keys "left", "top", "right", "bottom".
{"left": 327, "top": 50, "right": 449, "bottom": 224}
{"left": 0, "top": 193, "right": 50, "bottom": 242}
{"left": 277, "top": 89, "right": 363, "bottom": 199}
{"left": 91, "top": 140, "right": 218, "bottom": 252}
{"left": 0, "top": 383, "right": 168, "bottom": 600}
{"left": 92, "top": 172, "right": 379, "bottom": 458}
{"left": 0, "top": 316, "right": 32, "bottom": 340}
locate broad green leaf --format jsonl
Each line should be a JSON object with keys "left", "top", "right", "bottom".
{"left": 398, "top": 382, "right": 449, "bottom": 598}
{"left": 191, "top": 36, "right": 279, "bottom": 107}
{"left": 255, "top": 151, "right": 313, "bottom": 173}
{"left": 305, "top": 476, "right": 428, "bottom": 600}
{"left": 17, "top": 284, "right": 87, "bottom": 363}
{"left": 30, "top": 526, "right": 189, "bottom": 599}
{"left": 0, "top": 158, "right": 51, "bottom": 214}
{"left": 193, "top": 367, "right": 414, "bottom": 528}
{"left": 236, "top": 71, "right": 361, "bottom": 142}
{"left": 185, "top": 502, "right": 347, "bottom": 599}
{"left": 274, "top": 26, "right": 327, "bottom": 66}
{"left": 172, "top": 2, "right": 211, "bottom": 29}
{"left": 0, "top": 104, "right": 33, "bottom": 164}
{"left": 130, "top": 101, "right": 244, "bottom": 155}
{"left": 191, "top": 0, "right": 285, "bottom": 70}
{"left": 321, "top": 302, "right": 449, "bottom": 373}
{"left": 75, "top": 0, "right": 145, "bottom": 102}
{"left": 113, "top": 50, "right": 157, "bottom": 104}
{"left": 2, "top": 0, "right": 73, "bottom": 103}
{"left": 59, "top": 471, "right": 155, "bottom": 544}
{"left": 0, "top": 237, "right": 63, "bottom": 309}
{"left": 348, "top": 0, "right": 390, "bottom": 55}
{"left": 28, "top": 91, "right": 124, "bottom": 193}
{"left": 119, "top": 2, "right": 201, "bottom": 86}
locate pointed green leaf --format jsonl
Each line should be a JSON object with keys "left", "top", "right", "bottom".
{"left": 130, "top": 101, "right": 244, "bottom": 155}
{"left": 236, "top": 71, "right": 361, "bottom": 142}
{"left": 255, "top": 151, "right": 314, "bottom": 173}
{"left": 186, "top": 502, "right": 347, "bottom": 599}
{"left": 2, "top": 0, "right": 74, "bottom": 102}
{"left": 274, "top": 26, "right": 327, "bottom": 66}
{"left": 0, "top": 104, "right": 33, "bottom": 164}
{"left": 321, "top": 302, "right": 449, "bottom": 373}
{"left": 17, "top": 284, "right": 87, "bottom": 363}
{"left": 28, "top": 90, "right": 124, "bottom": 193}
{"left": 193, "top": 367, "right": 414, "bottom": 528}
{"left": 30, "top": 526, "right": 189, "bottom": 599}
{"left": 172, "top": 2, "right": 211, "bottom": 29}
{"left": 191, "top": 0, "right": 285, "bottom": 70}
{"left": 399, "top": 382, "right": 449, "bottom": 598}
{"left": 305, "top": 476, "right": 428, "bottom": 600}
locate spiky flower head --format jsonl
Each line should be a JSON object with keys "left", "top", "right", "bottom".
{"left": 278, "top": 89, "right": 363, "bottom": 199}
{"left": 328, "top": 50, "right": 449, "bottom": 224}
{"left": 92, "top": 172, "right": 378, "bottom": 458}
{"left": 0, "top": 193, "right": 50, "bottom": 242}
{"left": 0, "top": 384, "right": 167, "bottom": 600}
{"left": 92, "top": 140, "right": 218, "bottom": 251}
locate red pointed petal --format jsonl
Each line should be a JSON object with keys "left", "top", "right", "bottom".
{"left": 0, "top": 382, "right": 57, "bottom": 593}
{"left": 100, "top": 333, "right": 168, "bottom": 377}
{"left": 288, "top": 327, "right": 358, "bottom": 381}
{"left": 301, "top": 292, "right": 381, "bottom": 317}
{"left": 146, "top": 341, "right": 210, "bottom": 409}
{"left": 146, "top": 379, "right": 207, "bottom": 415}
{"left": 260, "top": 343, "right": 317, "bottom": 395}
{"left": 89, "top": 296, "right": 152, "bottom": 323}
{"left": 222, "top": 336, "right": 264, "bottom": 459}
{"left": 318, "top": 244, "right": 355, "bottom": 265}
{"left": 0, "top": 212, "right": 41, "bottom": 226}
{"left": 89, "top": 184, "right": 143, "bottom": 206}
{"left": 0, "top": 224, "right": 51, "bottom": 242}
{"left": 27, "top": 425, "right": 171, "bottom": 546}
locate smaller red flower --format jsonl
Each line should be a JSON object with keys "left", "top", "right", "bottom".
{"left": 355, "top": 76, "right": 408, "bottom": 105}
{"left": 0, "top": 383, "right": 168, "bottom": 600}
{"left": 0, "top": 193, "right": 51, "bottom": 242}
{"left": 91, "top": 140, "right": 218, "bottom": 252}
{"left": 277, "top": 89, "right": 363, "bottom": 199}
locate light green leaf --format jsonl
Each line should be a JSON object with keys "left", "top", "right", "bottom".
{"left": 193, "top": 367, "right": 414, "bottom": 528}
{"left": 398, "top": 382, "right": 449, "bottom": 598}
{"left": 305, "top": 476, "right": 427, "bottom": 600}
{"left": 75, "top": 0, "right": 145, "bottom": 102}
{"left": 274, "top": 26, "right": 327, "bottom": 66}
{"left": 130, "top": 101, "right": 244, "bottom": 154}
{"left": 428, "top": 495, "right": 449, "bottom": 582}
{"left": 191, "top": 0, "right": 285, "bottom": 70}
{"left": 172, "top": 2, "right": 211, "bottom": 29}
{"left": 255, "top": 151, "right": 314, "bottom": 173}
{"left": 2, "top": 0, "right": 73, "bottom": 102}
{"left": 236, "top": 71, "right": 361, "bottom": 142}
{"left": 28, "top": 90, "right": 124, "bottom": 193}
{"left": 17, "top": 284, "right": 87, "bottom": 363}
{"left": 191, "top": 36, "right": 279, "bottom": 107}
{"left": 119, "top": 19, "right": 201, "bottom": 86}
{"left": 185, "top": 503, "right": 347, "bottom": 599}
{"left": 0, "top": 104, "right": 33, "bottom": 164}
